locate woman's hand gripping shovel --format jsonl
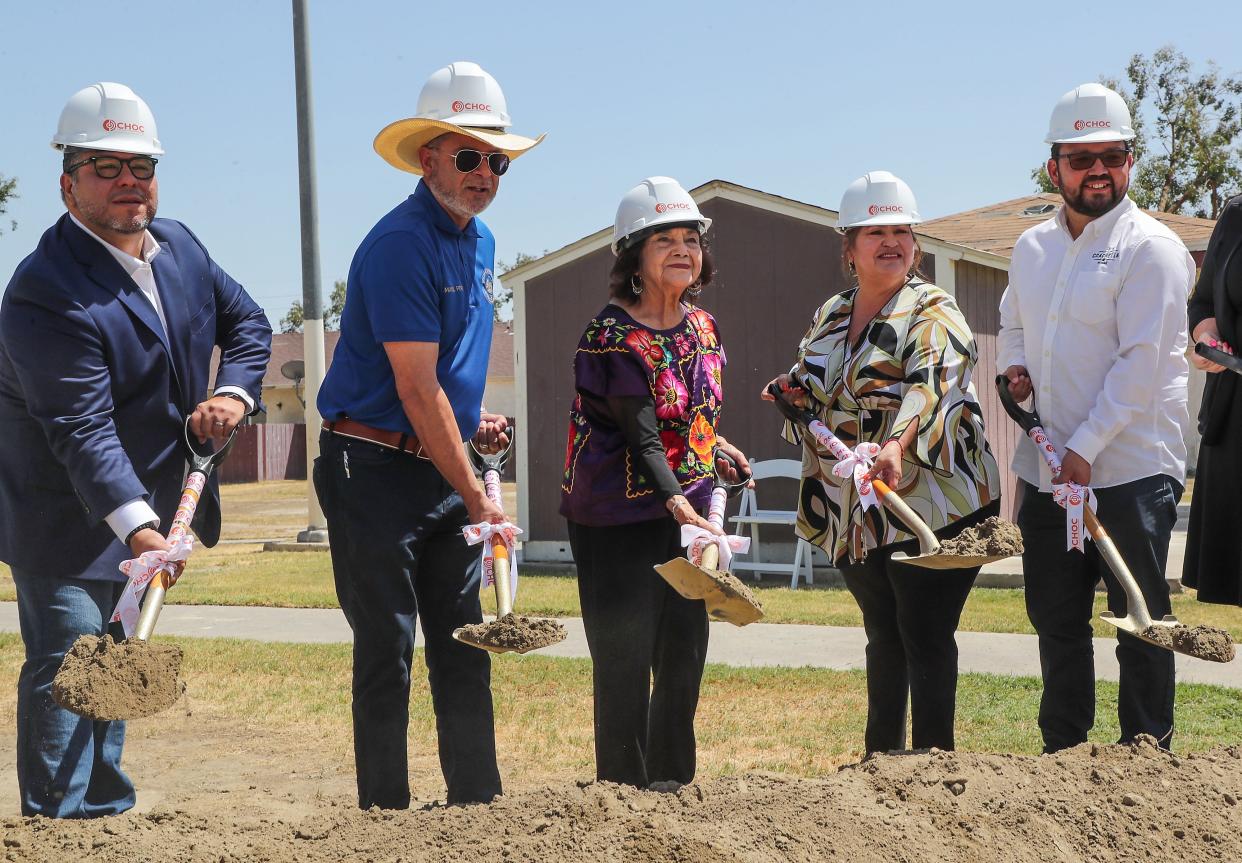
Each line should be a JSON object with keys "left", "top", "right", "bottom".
{"left": 766, "top": 383, "right": 1017, "bottom": 569}
{"left": 452, "top": 426, "right": 567, "bottom": 654}
{"left": 994, "top": 375, "right": 1235, "bottom": 663}
{"left": 1195, "top": 341, "right": 1242, "bottom": 375}
{"left": 654, "top": 453, "right": 765, "bottom": 626}
{"left": 53, "top": 417, "right": 239, "bottom": 720}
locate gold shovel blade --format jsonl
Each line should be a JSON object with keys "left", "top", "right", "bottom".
{"left": 890, "top": 550, "right": 1014, "bottom": 570}
{"left": 654, "top": 558, "right": 764, "bottom": 627}
{"left": 1097, "top": 612, "right": 1237, "bottom": 663}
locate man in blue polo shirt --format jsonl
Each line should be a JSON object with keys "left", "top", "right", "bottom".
{"left": 314, "top": 61, "right": 544, "bottom": 809}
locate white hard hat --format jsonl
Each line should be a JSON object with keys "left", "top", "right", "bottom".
{"left": 837, "top": 171, "right": 921, "bottom": 230}
{"left": 1045, "top": 82, "right": 1135, "bottom": 144}
{"left": 374, "top": 61, "right": 545, "bottom": 175}
{"left": 51, "top": 82, "right": 163, "bottom": 156}
{"left": 612, "top": 177, "right": 712, "bottom": 255}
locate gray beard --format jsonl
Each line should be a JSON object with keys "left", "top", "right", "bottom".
{"left": 424, "top": 167, "right": 492, "bottom": 221}
{"left": 77, "top": 199, "right": 155, "bottom": 234}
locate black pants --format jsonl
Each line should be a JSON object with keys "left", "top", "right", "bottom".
{"left": 839, "top": 501, "right": 998, "bottom": 755}
{"left": 1018, "top": 475, "right": 1180, "bottom": 753}
{"left": 567, "top": 517, "right": 709, "bottom": 788}
{"left": 314, "top": 431, "right": 501, "bottom": 808}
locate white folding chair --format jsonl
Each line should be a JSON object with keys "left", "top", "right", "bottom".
{"left": 728, "top": 458, "right": 815, "bottom": 588}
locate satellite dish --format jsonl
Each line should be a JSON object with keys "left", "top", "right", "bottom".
{"left": 281, "top": 359, "right": 305, "bottom": 382}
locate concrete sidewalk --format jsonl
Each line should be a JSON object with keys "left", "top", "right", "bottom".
{"left": 2, "top": 600, "right": 1237, "bottom": 689}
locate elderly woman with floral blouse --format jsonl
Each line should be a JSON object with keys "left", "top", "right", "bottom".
{"left": 765, "top": 171, "right": 1001, "bottom": 755}
{"left": 560, "top": 177, "right": 748, "bottom": 790}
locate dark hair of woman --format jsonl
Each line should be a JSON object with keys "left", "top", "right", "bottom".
{"left": 608, "top": 224, "right": 716, "bottom": 305}
{"left": 840, "top": 226, "right": 928, "bottom": 284}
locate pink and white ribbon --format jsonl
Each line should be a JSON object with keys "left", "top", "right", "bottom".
{"left": 111, "top": 534, "right": 194, "bottom": 637}
{"left": 804, "top": 420, "right": 883, "bottom": 512}
{"left": 462, "top": 521, "right": 522, "bottom": 603}
{"left": 1025, "top": 425, "right": 1096, "bottom": 553}
{"left": 681, "top": 525, "right": 751, "bottom": 571}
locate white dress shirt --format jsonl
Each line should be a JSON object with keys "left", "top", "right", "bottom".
{"left": 996, "top": 196, "right": 1193, "bottom": 491}
{"left": 68, "top": 214, "right": 253, "bottom": 545}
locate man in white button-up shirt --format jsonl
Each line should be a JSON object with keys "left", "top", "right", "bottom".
{"left": 998, "top": 82, "right": 1193, "bottom": 754}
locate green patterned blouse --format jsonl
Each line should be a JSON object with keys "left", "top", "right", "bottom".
{"left": 782, "top": 278, "right": 1001, "bottom": 564}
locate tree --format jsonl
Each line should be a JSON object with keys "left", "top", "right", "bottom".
{"left": 1032, "top": 46, "right": 1242, "bottom": 218}
{"left": 0, "top": 173, "right": 16, "bottom": 235}
{"left": 493, "top": 251, "right": 541, "bottom": 323}
{"left": 281, "top": 279, "right": 346, "bottom": 333}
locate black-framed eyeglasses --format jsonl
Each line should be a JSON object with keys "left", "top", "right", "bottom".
{"left": 446, "top": 148, "right": 510, "bottom": 176}
{"left": 65, "top": 154, "right": 158, "bottom": 180}
{"left": 1057, "top": 149, "right": 1130, "bottom": 171}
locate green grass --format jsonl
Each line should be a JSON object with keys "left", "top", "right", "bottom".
{"left": 2, "top": 632, "right": 1238, "bottom": 779}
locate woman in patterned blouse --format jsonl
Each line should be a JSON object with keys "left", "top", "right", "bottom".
{"left": 764, "top": 172, "right": 1001, "bottom": 755}
{"left": 560, "top": 177, "right": 750, "bottom": 789}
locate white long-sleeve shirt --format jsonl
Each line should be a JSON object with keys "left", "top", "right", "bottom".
{"left": 996, "top": 196, "right": 1193, "bottom": 491}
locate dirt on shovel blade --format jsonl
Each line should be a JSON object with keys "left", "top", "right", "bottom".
{"left": 52, "top": 634, "right": 185, "bottom": 720}
{"left": 456, "top": 613, "right": 567, "bottom": 652}
{"left": 704, "top": 567, "right": 763, "bottom": 611}
{"left": 1140, "top": 623, "right": 1237, "bottom": 662}
{"left": 936, "top": 515, "right": 1024, "bottom": 557}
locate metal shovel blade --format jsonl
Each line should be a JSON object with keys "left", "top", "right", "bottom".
{"left": 654, "top": 558, "right": 764, "bottom": 627}
{"left": 890, "top": 549, "right": 1010, "bottom": 569}
{"left": 451, "top": 615, "right": 567, "bottom": 655}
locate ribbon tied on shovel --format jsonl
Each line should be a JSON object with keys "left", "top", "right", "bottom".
{"left": 1051, "top": 481, "right": 1097, "bottom": 553}
{"left": 463, "top": 519, "right": 523, "bottom": 605}
{"left": 112, "top": 534, "right": 195, "bottom": 638}
{"left": 681, "top": 525, "right": 750, "bottom": 573}
{"left": 830, "top": 441, "right": 882, "bottom": 512}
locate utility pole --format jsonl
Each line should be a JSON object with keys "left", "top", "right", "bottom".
{"left": 291, "top": 0, "right": 328, "bottom": 543}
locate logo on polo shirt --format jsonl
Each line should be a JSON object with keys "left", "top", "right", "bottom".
{"left": 482, "top": 268, "right": 494, "bottom": 302}
{"left": 1091, "top": 247, "right": 1120, "bottom": 263}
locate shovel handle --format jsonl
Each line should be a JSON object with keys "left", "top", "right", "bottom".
{"left": 1195, "top": 341, "right": 1242, "bottom": 375}
{"left": 481, "top": 466, "right": 514, "bottom": 617}
{"left": 1082, "top": 507, "right": 1154, "bottom": 630}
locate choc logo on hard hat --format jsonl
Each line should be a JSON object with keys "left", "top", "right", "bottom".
{"left": 1073, "top": 119, "right": 1111, "bottom": 131}
{"left": 867, "top": 204, "right": 904, "bottom": 216}
{"left": 654, "top": 202, "right": 692, "bottom": 214}
{"left": 451, "top": 100, "right": 492, "bottom": 114}
{"left": 102, "top": 118, "right": 145, "bottom": 133}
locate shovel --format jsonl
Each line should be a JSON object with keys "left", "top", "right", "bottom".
{"left": 452, "top": 426, "right": 567, "bottom": 654}
{"left": 654, "top": 454, "right": 764, "bottom": 627}
{"left": 1195, "top": 341, "right": 1242, "bottom": 375}
{"left": 994, "top": 374, "right": 1235, "bottom": 663}
{"left": 52, "top": 417, "right": 238, "bottom": 720}
{"left": 767, "top": 383, "right": 1011, "bottom": 569}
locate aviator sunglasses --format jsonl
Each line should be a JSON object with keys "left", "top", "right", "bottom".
{"left": 1057, "top": 148, "right": 1130, "bottom": 171}
{"left": 66, "top": 154, "right": 158, "bottom": 180}
{"left": 446, "top": 148, "right": 510, "bottom": 176}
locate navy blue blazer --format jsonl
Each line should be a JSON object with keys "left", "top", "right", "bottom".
{"left": 0, "top": 215, "right": 272, "bottom": 579}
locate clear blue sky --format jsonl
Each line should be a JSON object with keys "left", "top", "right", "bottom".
{"left": 2, "top": 0, "right": 1239, "bottom": 325}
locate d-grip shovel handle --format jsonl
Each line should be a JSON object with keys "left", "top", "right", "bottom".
{"left": 992, "top": 375, "right": 1154, "bottom": 629}
{"left": 469, "top": 423, "right": 516, "bottom": 618}
{"left": 134, "top": 417, "right": 239, "bottom": 641}
{"left": 1195, "top": 341, "right": 1242, "bottom": 375}
{"left": 700, "top": 450, "right": 751, "bottom": 571}
{"left": 765, "top": 382, "right": 939, "bottom": 554}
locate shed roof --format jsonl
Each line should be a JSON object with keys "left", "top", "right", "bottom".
{"left": 918, "top": 192, "right": 1216, "bottom": 259}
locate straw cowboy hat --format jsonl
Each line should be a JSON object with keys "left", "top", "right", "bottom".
{"left": 373, "top": 61, "right": 544, "bottom": 175}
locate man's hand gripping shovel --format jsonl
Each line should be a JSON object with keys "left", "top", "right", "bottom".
{"left": 52, "top": 418, "right": 239, "bottom": 720}
{"left": 767, "top": 383, "right": 1014, "bottom": 569}
{"left": 654, "top": 452, "right": 764, "bottom": 626}
{"left": 452, "top": 425, "right": 567, "bottom": 654}
{"left": 994, "top": 375, "right": 1235, "bottom": 663}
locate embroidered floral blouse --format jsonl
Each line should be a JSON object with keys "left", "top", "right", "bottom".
{"left": 561, "top": 304, "right": 724, "bottom": 526}
{"left": 783, "top": 279, "right": 1001, "bottom": 564}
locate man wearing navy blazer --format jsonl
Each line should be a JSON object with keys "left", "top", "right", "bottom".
{"left": 0, "top": 82, "right": 271, "bottom": 817}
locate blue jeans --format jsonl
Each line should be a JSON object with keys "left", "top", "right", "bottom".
{"left": 12, "top": 570, "right": 134, "bottom": 818}
{"left": 1018, "top": 475, "right": 1181, "bottom": 752}
{"left": 313, "top": 431, "right": 501, "bottom": 808}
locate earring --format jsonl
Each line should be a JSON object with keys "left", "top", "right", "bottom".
{"left": 847, "top": 260, "right": 856, "bottom": 276}
{"left": 687, "top": 280, "right": 702, "bottom": 298}
{"left": 630, "top": 274, "right": 643, "bottom": 296}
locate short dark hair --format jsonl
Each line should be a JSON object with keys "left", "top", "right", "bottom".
{"left": 62, "top": 146, "right": 85, "bottom": 174}
{"left": 608, "top": 225, "right": 716, "bottom": 304}
{"left": 840, "top": 226, "right": 927, "bottom": 284}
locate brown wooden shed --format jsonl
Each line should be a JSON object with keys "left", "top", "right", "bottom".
{"left": 506, "top": 182, "right": 1215, "bottom": 563}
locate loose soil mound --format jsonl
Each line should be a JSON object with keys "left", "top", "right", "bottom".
{"left": 454, "top": 614, "right": 567, "bottom": 653}
{"left": 938, "top": 516, "right": 1024, "bottom": 557}
{"left": 51, "top": 635, "right": 184, "bottom": 720}
{"left": 1141, "top": 623, "right": 1237, "bottom": 663}
{"left": 2, "top": 736, "right": 1240, "bottom": 862}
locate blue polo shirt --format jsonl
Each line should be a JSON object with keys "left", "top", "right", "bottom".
{"left": 318, "top": 181, "right": 496, "bottom": 440}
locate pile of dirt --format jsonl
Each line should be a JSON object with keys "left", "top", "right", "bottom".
{"left": 454, "top": 614, "right": 567, "bottom": 653}
{"left": 1141, "top": 623, "right": 1237, "bottom": 663}
{"left": 938, "top": 516, "right": 1024, "bottom": 557}
{"left": 2, "top": 736, "right": 1239, "bottom": 862}
{"left": 51, "top": 635, "right": 184, "bottom": 720}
